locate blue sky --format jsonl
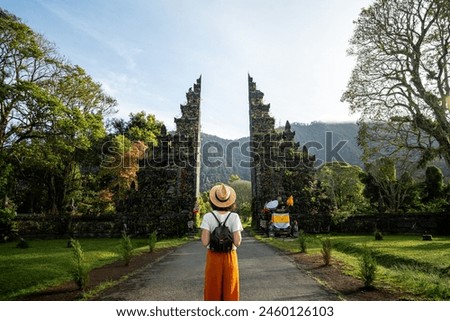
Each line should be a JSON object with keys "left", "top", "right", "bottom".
{"left": 1, "top": 0, "right": 372, "bottom": 139}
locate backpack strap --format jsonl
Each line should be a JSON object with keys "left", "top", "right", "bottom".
{"left": 211, "top": 212, "right": 231, "bottom": 228}
{"left": 223, "top": 212, "right": 232, "bottom": 226}
{"left": 211, "top": 212, "right": 221, "bottom": 226}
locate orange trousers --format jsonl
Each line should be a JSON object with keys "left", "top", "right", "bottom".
{"left": 204, "top": 250, "right": 240, "bottom": 301}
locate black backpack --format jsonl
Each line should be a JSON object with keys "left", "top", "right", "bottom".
{"left": 209, "top": 212, "right": 233, "bottom": 252}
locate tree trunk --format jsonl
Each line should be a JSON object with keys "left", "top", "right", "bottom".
{"left": 48, "top": 175, "right": 59, "bottom": 215}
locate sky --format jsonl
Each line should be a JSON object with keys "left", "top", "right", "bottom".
{"left": 1, "top": 0, "right": 373, "bottom": 139}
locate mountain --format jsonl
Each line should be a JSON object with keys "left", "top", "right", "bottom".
{"left": 290, "top": 122, "right": 362, "bottom": 167}
{"left": 200, "top": 133, "right": 251, "bottom": 191}
{"left": 199, "top": 122, "right": 362, "bottom": 191}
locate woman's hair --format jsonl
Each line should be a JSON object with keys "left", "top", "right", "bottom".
{"left": 210, "top": 201, "right": 236, "bottom": 212}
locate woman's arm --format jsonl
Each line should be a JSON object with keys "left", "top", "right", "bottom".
{"left": 233, "top": 230, "right": 241, "bottom": 247}
{"left": 201, "top": 229, "right": 210, "bottom": 247}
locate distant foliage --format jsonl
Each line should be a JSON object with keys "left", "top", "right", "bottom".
{"left": 318, "top": 162, "right": 368, "bottom": 214}
{"left": 239, "top": 202, "right": 252, "bottom": 223}
{"left": 229, "top": 178, "right": 252, "bottom": 215}
{"left": 362, "top": 158, "right": 420, "bottom": 213}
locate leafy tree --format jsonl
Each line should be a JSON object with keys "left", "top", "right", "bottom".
{"left": 198, "top": 191, "right": 212, "bottom": 214}
{"left": 0, "top": 157, "right": 15, "bottom": 228}
{"left": 362, "top": 157, "right": 419, "bottom": 212}
{"left": 280, "top": 161, "right": 334, "bottom": 216}
{"left": 423, "top": 165, "right": 444, "bottom": 200}
{"left": 342, "top": 0, "right": 450, "bottom": 169}
{"left": 0, "top": 9, "right": 62, "bottom": 149}
{"left": 0, "top": 9, "right": 117, "bottom": 216}
{"left": 110, "top": 111, "right": 162, "bottom": 145}
{"left": 317, "top": 162, "right": 368, "bottom": 213}
{"left": 228, "top": 177, "right": 252, "bottom": 220}
{"left": 102, "top": 135, "right": 148, "bottom": 200}
{"left": 229, "top": 177, "right": 251, "bottom": 206}
{"left": 228, "top": 174, "right": 240, "bottom": 184}
{"left": 101, "top": 112, "right": 162, "bottom": 201}
{"left": 420, "top": 165, "right": 449, "bottom": 212}
{"left": 239, "top": 201, "right": 252, "bottom": 223}
{"left": 11, "top": 63, "right": 116, "bottom": 215}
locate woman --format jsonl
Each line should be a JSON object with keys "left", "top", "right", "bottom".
{"left": 200, "top": 183, "right": 243, "bottom": 301}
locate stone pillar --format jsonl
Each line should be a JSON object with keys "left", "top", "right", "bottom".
{"left": 117, "top": 77, "right": 202, "bottom": 237}
{"left": 248, "top": 75, "right": 280, "bottom": 220}
{"left": 175, "top": 76, "right": 202, "bottom": 205}
{"left": 248, "top": 75, "right": 324, "bottom": 232}
{"left": 174, "top": 76, "right": 201, "bottom": 200}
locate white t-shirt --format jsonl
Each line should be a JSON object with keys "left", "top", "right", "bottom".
{"left": 200, "top": 211, "right": 243, "bottom": 250}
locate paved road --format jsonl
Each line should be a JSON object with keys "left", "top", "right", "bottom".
{"left": 97, "top": 235, "right": 339, "bottom": 301}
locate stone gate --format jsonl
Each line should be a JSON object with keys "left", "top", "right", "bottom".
{"left": 119, "top": 75, "right": 330, "bottom": 236}
{"left": 248, "top": 75, "right": 326, "bottom": 228}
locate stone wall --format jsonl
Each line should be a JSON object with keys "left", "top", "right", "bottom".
{"left": 12, "top": 212, "right": 449, "bottom": 238}
{"left": 292, "top": 212, "right": 450, "bottom": 235}
{"left": 332, "top": 213, "right": 450, "bottom": 235}
{"left": 12, "top": 214, "right": 121, "bottom": 239}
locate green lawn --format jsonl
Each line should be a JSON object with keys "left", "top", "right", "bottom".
{"left": 255, "top": 233, "right": 450, "bottom": 300}
{"left": 0, "top": 237, "right": 190, "bottom": 300}
{"left": 3, "top": 233, "right": 448, "bottom": 300}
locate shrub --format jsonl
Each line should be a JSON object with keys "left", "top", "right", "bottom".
{"left": 321, "top": 237, "right": 332, "bottom": 266}
{"left": 298, "top": 229, "right": 307, "bottom": 253}
{"left": 118, "top": 231, "right": 133, "bottom": 266}
{"left": 69, "top": 239, "right": 90, "bottom": 290}
{"left": 374, "top": 230, "right": 384, "bottom": 241}
{"left": 0, "top": 205, "right": 17, "bottom": 241}
{"left": 16, "top": 237, "right": 29, "bottom": 249}
{"left": 359, "top": 244, "right": 377, "bottom": 288}
{"left": 148, "top": 231, "right": 157, "bottom": 253}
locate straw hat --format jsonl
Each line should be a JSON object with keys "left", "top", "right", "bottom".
{"left": 209, "top": 183, "right": 236, "bottom": 208}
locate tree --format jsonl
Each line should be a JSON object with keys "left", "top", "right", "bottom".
{"left": 102, "top": 112, "right": 162, "bottom": 201}
{"left": 362, "top": 157, "right": 419, "bottom": 212}
{"left": 0, "top": 9, "right": 117, "bottom": 216}
{"left": 421, "top": 165, "right": 449, "bottom": 212}
{"left": 423, "top": 165, "right": 445, "bottom": 200}
{"left": 0, "top": 157, "right": 15, "bottom": 230}
{"left": 317, "top": 162, "right": 368, "bottom": 213}
{"left": 102, "top": 135, "right": 148, "bottom": 200}
{"left": 0, "top": 9, "right": 62, "bottom": 149}
{"left": 342, "top": 0, "right": 450, "bottom": 169}
{"left": 110, "top": 111, "right": 162, "bottom": 145}
{"left": 228, "top": 174, "right": 240, "bottom": 184}
{"left": 229, "top": 177, "right": 252, "bottom": 215}
{"left": 11, "top": 64, "right": 116, "bottom": 215}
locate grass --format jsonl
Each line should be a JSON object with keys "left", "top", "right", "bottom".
{"left": 0, "top": 236, "right": 190, "bottom": 300}
{"left": 254, "top": 233, "right": 450, "bottom": 300}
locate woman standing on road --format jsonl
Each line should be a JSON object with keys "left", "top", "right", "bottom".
{"left": 200, "top": 183, "right": 243, "bottom": 301}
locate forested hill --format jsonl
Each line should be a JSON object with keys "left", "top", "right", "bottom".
{"left": 290, "top": 122, "right": 362, "bottom": 168}
{"left": 200, "top": 122, "right": 362, "bottom": 191}
{"left": 200, "top": 133, "right": 251, "bottom": 191}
